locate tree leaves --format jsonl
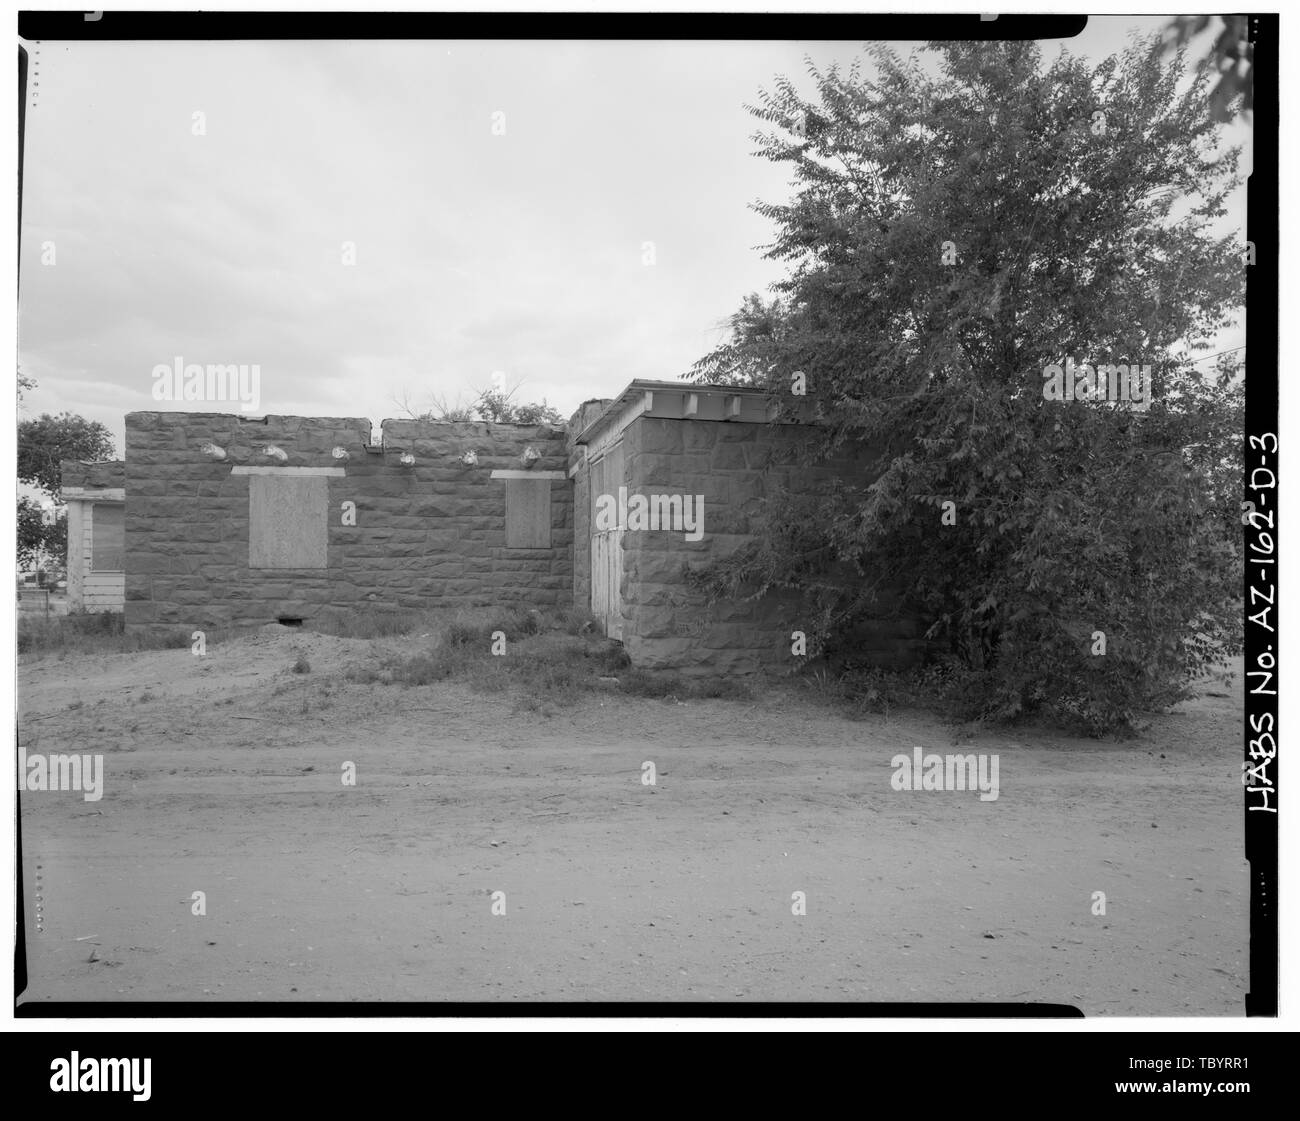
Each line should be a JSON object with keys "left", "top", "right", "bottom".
{"left": 18, "top": 412, "right": 115, "bottom": 496}
{"left": 686, "top": 36, "right": 1245, "bottom": 733}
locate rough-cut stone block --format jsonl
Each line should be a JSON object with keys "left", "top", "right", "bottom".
{"left": 124, "top": 411, "right": 574, "bottom": 636}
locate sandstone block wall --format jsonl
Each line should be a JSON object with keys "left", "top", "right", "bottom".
{"left": 124, "top": 412, "right": 572, "bottom": 637}
{"left": 617, "top": 416, "right": 925, "bottom": 676}
{"left": 62, "top": 460, "right": 126, "bottom": 491}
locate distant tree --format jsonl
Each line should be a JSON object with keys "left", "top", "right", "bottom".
{"left": 688, "top": 37, "right": 1245, "bottom": 733}
{"left": 17, "top": 412, "right": 114, "bottom": 572}
{"left": 17, "top": 498, "right": 66, "bottom": 572}
{"left": 18, "top": 412, "right": 115, "bottom": 495}
{"left": 393, "top": 386, "right": 564, "bottom": 425}
{"left": 473, "top": 387, "right": 565, "bottom": 426}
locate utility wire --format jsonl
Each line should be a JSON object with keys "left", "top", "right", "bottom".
{"left": 1189, "top": 344, "right": 1246, "bottom": 364}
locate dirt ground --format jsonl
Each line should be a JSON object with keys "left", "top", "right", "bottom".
{"left": 16, "top": 628, "right": 1248, "bottom": 1012}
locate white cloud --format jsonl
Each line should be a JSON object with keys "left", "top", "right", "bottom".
{"left": 19, "top": 25, "right": 1248, "bottom": 451}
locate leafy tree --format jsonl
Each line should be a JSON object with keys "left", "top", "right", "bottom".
{"left": 17, "top": 412, "right": 115, "bottom": 573}
{"left": 695, "top": 293, "right": 791, "bottom": 387}
{"left": 473, "top": 387, "right": 565, "bottom": 426}
{"left": 394, "top": 386, "right": 564, "bottom": 426}
{"left": 689, "top": 38, "right": 1245, "bottom": 733}
{"left": 18, "top": 412, "right": 115, "bottom": 495}
{"left": 1161, "top": 15, "right": 1253, "bottom": 123}
{"left": 17, "top": 498, "right": 66, "bottom": 573}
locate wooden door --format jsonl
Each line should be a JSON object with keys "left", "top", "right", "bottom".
{"left": 589, "top": 441, "right": 625, "bottom": 640}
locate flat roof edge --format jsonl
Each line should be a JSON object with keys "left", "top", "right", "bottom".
{"left": 573, "top": 379, "right": 775, "bottom": 445}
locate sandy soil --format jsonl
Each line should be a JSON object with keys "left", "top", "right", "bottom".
{"left": 17, "top": 628, "right": 1248, "bottom": 1012}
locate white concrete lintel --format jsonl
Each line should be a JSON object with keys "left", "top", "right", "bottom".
{"left": 230, "top": 466, "right": 346, "bottom": 476}
{"left": 490, "top": 469, "right": 566, "bottom": 480}
{"left": 61, "top": 488, "right": 125, "bottom": 502}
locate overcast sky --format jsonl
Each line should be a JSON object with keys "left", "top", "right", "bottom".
{"left": 18, "top": 17, "right": 1247, "bottom": 455}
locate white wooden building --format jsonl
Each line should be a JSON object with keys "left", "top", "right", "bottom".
{"left": 60, "top": 460, "right": 126, "bottom": 613}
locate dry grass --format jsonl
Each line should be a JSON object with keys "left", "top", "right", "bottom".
{"left": 17, "top": 604, "right": 752, "bottom": 713}
{"left": 333, "top": 607, "right": 749, "bottom": 713}
{"left": 16, "top": 612, "right": 200, "bottom": 658}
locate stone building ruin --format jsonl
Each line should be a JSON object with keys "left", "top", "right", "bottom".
{"left": 64, "top": 380, "right": 925, "bottom": 674}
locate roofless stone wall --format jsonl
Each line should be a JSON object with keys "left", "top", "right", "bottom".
{"left": 124, "top": 412, "right": 572, "bottom": 637}
{"left": 619, "top": 415, "right": 926, "bottom": 676}
{"left": 61, "top": 459, "right": 126, "bottom": 491}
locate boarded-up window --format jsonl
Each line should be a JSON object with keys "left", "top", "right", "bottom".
{"left": 249, "top": 475, "right": 328, "bottom": 569}
{"left": 505, "top": 478, "right": 551, "bottom": 548}
{"left": 91, "top": 504, "right": 125, "bottom": 572}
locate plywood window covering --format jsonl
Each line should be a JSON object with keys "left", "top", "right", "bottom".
{"left": 248, "top": 474, "right": 328, "bottom": 569}
{"left": 505, "top": 478, "right": 551, "bottom": 548}
{"left": 90, "top": 504, "right": 125, "bottom": 572}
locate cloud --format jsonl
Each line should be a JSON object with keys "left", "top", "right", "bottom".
{"left": 18, "top": 27, "right": 1248, "bottom": 450}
